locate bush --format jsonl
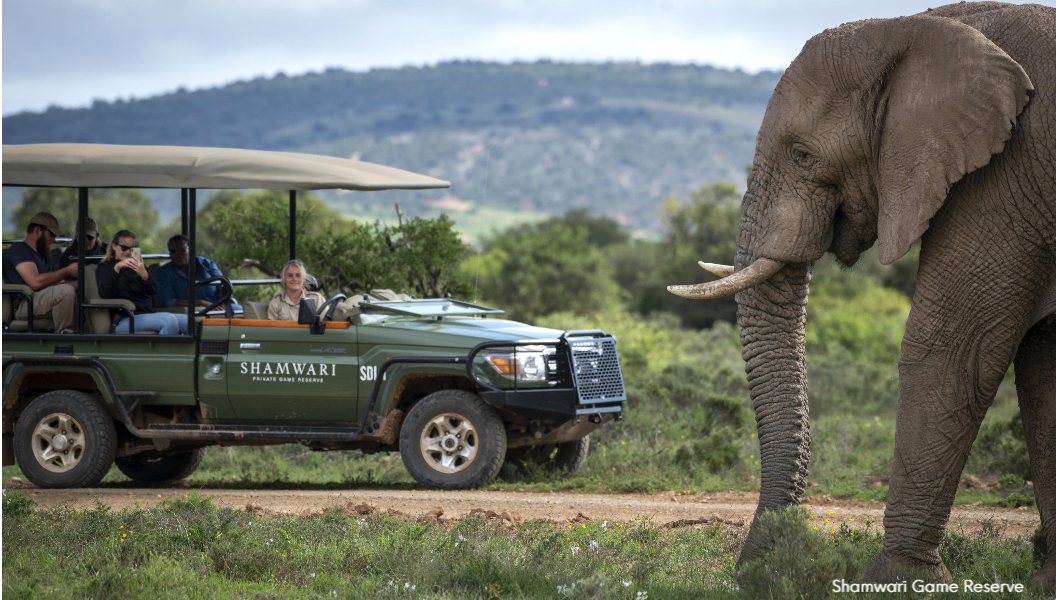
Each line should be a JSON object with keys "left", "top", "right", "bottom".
{"left": 965, "top": 412, "right": 1029, "bottom": 480}
{"left": 738, "top": 507, "right": 877, "bottom": 600}
{"left": 2, "top": 491, "right": 36, "bottom": 518}
{"left": 463, "top": 221, "right": 622, "bottom": 322}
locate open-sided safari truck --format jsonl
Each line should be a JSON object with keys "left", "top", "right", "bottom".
{"left": 2, "top": 144, "right": 626, "bottom": 490}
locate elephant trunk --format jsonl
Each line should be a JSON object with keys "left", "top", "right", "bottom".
{"left": 733, "top": 184, "right": 814, "bottom": 566}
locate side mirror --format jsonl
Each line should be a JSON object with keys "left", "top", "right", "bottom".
{"left": 298, "top": 297, "right": 324, "bottom": 334}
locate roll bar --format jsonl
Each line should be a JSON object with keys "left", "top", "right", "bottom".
{"left": 4, "top": 186, "right": 301, "bottom": 338}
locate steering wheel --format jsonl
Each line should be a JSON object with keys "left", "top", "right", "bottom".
{"left": 318, "top": 294, "right": 347, "bottom": 322}
{"left": 195, "top": 276, "right": 235, "bottom": 318}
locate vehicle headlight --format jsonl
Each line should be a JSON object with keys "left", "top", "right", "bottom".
{"left": 485, "top": 346, "right": 550, "bottom": 382}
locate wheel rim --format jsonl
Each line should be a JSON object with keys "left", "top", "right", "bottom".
{"left": 420, "top": 413, "right": 478, "bottom": 474}
{"left": 31, "top": 412, "right": 87, "bottom": 473}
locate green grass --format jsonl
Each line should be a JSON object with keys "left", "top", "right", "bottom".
{"left": 2, "top": 492, "right": 1046, "bottom": 600}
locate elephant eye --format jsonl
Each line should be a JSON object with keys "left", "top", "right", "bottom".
{"left": 791, "top": 146, "right": 815, "bottom": 169}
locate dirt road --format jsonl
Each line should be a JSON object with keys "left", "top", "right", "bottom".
{"left": 4, "top": 481, "right": 1040, "bottom": 538}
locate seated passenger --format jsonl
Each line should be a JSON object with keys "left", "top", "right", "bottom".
{"left": 268, "top": 259, "right": 325, "bottom": 320}
{"left": 59, "top": 216, "right": 105, "bottom": 267}
{"left": 97, "top": 230, "right": 189, "bottom": 335}
{"left": 156, "top": 235, "right": 240, "bottom": 312}
{"left": 3, "top": 213, "right": 79, "bottom": 332}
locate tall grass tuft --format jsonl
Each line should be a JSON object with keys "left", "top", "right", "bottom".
{"left": 737, "top": 507, "right": 876, "bottom": 600}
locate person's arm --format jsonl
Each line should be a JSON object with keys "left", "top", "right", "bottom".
{"left": 144, "top": 271, "right": 159, "bottom": 294}
{"left": 198, "top": 258, "right": 224, "bottom": 304}
{"left": 16, "top": 261, "right": 79, "bottom": 291}
{"left": 155, "top": 266, "right": 180, "bottom": 307}
{"left": 96, "top": 261, "right": 120, "bottom": 298}
{"left": 205, "top": 258, "right": 223, "bottom": 280}
{"left": 267, "top": 297, "right": 283, "bottom": 320}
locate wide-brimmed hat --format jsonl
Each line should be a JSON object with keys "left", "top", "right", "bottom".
{"left": 28, "top": 212, "right": 65, "bottom": 237}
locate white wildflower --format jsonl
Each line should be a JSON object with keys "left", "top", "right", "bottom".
{"left": 589, "top": 540, "right": 600, "bottom": 552}
{"left": 622, "top": 580, "right": 632, "bottom": 587}
{"left": 570, "top": 543, "right": 580, "bottom": 555}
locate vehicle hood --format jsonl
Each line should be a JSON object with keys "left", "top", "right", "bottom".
{"left": 365, "top": 317, "right": 564, "bottom": 348}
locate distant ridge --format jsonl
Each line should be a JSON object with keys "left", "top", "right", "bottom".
{"left": 3, "top": 61, "right": 781, "bottom": 229}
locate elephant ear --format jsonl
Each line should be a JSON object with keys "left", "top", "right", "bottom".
{"left": 871, "top": 16, "right": 1033, "bottom": 264}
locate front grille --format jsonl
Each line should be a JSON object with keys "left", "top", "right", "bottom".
{"left": 199, "top": 340, "right": 228, "bottom": 355}
{"left": 568, "top": 337, "right": 626, "bottom": 404}
{"left": 546, "top": 348, "right": 571, "bottom": 385}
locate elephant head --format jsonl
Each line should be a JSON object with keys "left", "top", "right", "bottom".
{"left": 670, "top": 13, "right": 1033, "bottom": 565}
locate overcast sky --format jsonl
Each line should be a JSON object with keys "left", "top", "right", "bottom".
{"left": 3, "top": 0, "right": 1055, "bottom": 116}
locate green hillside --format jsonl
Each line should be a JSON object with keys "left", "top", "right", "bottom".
{"left": 3, "top": 61, "right": 780, "bottom": 229}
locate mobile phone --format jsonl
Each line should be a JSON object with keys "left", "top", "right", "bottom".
{"left": 131, "top": 247, "right": 141, "bottom": 260}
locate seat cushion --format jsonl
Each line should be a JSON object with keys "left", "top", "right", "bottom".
{"left": 243, "top": 301, "right": 269, "bottom": 320}
{"left": 7, "top": 318, "right": 56, "bottom": 332}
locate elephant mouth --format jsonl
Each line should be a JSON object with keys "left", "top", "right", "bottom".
{"left": 667, "top": 257, "right": 786, "bottom": 299}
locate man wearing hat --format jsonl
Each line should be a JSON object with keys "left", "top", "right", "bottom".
{"left": 3, "top": 212, "right": 79, "bottom": 332}
{"left": 59, "top": 216, "right": 105, "bottom": 267}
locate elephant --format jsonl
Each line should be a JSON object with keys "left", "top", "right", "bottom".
{"left": 668, "top": 1, "right": 1055, "bottom": 589}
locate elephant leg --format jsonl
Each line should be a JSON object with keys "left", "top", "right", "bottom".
{"left": 1015, "top": 318, "right": 1055, "bottom": 592}
{"left": 863, "top": 339, "right": 997, "bottom": 582}
{"left": 863, "top": 252, "right": 1042, "bottom": 581}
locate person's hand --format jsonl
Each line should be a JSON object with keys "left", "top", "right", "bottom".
{"left": 63, "top": 263, "right": 79, "bottom": 278}
{"left": 131, "top": 257, "right": 148, "bottom": 280}
{"left": 196, "top": 299, "right": 212, "bottom": 307}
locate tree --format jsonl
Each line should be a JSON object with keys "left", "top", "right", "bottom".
{"left": 201, "top": 190, "right": 470, "bottom": 299}
{"left": 624, "top": 182, "right": 742, "bottom": 328}
{"left": 393, "top": 215, "right": 472, "bottom": 298}
{"left": 464, "top": 219, "right": 621, "bottom": 322}
{"left": 531, "top": 208, "right": 630, "bottom": 248}
{"left": 11, "top": 187, "right": 160, "bottom": 246}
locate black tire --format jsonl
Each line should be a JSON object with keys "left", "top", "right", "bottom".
{"left": 399, "top": 390, "right": 506, "bottom": 490}
{"left": 115, "top": 447, "right": 206, "bottom": 483}
{"left": 506, "top": 435, "right": 591, "bottom": 478}
{"left": 13, "top": 390, "right": 117, "bottom": 488}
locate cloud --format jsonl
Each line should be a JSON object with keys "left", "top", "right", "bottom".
{"left": 3, "top": 0, "right": 1054, "bottom": 114}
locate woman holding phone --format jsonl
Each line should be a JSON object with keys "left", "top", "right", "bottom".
{"left": 96, "top": 229, "right": 188, "bottom": 335}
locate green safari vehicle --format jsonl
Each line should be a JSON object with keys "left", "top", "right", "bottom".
{"left": 2, "top": 144, "right": 626, "bottom": 490}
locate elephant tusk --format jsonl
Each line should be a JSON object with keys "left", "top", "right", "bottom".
{"left": 699, "top": 262, "right": 735, "bottom": 277}
{"left": 667, "top": 258, "right": 786, "bottom": 299}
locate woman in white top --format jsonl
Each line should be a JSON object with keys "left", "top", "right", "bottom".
{"left": 267, "top": 259, "right": 326, "bottom": 321}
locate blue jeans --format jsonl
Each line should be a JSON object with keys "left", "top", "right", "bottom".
{"left": 114, "top": 312, "right": 189, "bottom": 335}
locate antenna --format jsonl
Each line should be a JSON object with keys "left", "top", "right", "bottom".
{"left": 474, "top": 148, "right": 490, "bottom": 304}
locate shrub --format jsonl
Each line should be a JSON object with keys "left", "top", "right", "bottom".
{"left": 738, "top": 507, "right": 876, "bottom": 600}
{"left": 2, "top": 491, "right": 35, "bottom": 518}
{"left": 965, "top": 412, "right": 1029, "bottom": 480}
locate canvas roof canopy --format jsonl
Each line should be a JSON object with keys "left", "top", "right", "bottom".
{"left": 2, "top": 143, "right": 450, "bottom": 191}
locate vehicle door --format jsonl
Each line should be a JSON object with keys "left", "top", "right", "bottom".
{"left": 223, "top": 319, "right": 361, "bottom": 424}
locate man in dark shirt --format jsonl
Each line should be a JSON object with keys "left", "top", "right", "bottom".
{"left": 3, "top": 213, "right": 79, "bottom": 332}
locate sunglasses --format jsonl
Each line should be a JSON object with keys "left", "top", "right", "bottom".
{"left": 168, "top": 246, "right": 189, "bottom": 254}
{"left": 117, "top": 243, "right": 139, "bottom": 252}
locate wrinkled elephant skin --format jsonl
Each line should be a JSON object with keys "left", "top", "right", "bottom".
{"left": 695, "top": 2, "right": 1054, "bottom": 591}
